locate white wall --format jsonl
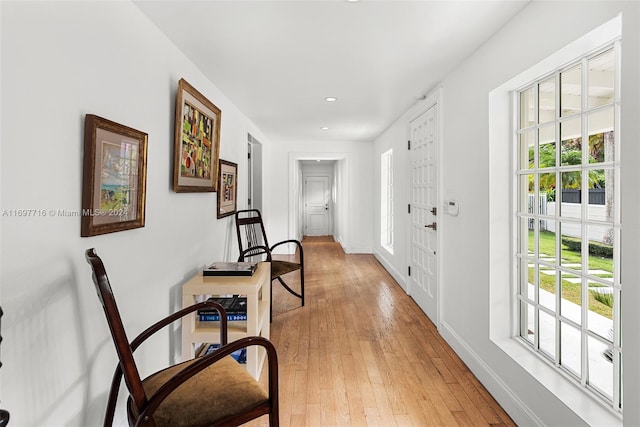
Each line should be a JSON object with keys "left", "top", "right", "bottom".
{"left": 0, "top": 2, "right": 269, "bottom": 425}
{"left": 373, "top": 1, "right": 640, "bottom": 426}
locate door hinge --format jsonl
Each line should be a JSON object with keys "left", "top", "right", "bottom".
{"left": 248, "top": 152, "right": 251, "bottom": 159}
{"left": 408, "top": 266, "right": 411, "bottom": 276}
{"left": 248, "top": 198, "right": 251, "bottom": 205}
{"left": 408, "top": 140, "right": 411, "bottom": 150}
{"left": 408, "top": 204, "right": 411, "bottom": 214}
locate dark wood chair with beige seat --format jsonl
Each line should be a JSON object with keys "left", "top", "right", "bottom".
{"left": 234, "top": 210, "right": 304, "bottom": 320}
{"left": 85, "top": 248, "right": 279, "bottom": 427}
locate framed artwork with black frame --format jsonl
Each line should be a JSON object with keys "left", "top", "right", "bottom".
{"left": 173, "top": 78, "right": 221, "bottom": 192}
{"left": 217, "top": 159, "right": 237, "bottom": 219}
{"left": 81, "top": 114, "right": 148, "bottom": 237}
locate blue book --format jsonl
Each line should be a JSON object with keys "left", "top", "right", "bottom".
{"left": 199, "top": 313, "right": 248, "bottom": 321}
{"left": 198, "top": 343, "right": 247, "bottom": 364}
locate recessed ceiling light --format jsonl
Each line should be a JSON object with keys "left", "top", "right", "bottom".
{"left": 321, "top": 126, "right": 329, "bottom": 130}
{"left": 325, "top": 97, "right": 337, "bottom": 102}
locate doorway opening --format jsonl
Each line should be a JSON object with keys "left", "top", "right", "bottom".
{"left": 247, "top": 134, "right": 263, "bottom": 212}
{"left": 289, "top": 153, "right": 350, "bottom": 252}
{"left": 301, "top": 161, "right": 334, "bottom": 237}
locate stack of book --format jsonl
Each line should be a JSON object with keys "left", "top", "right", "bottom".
{"left": 203, "top": 262, "right": 258, "bottom": 276}
{"left": 198, "top": 295, "right": 247, "bottom": 321}
{"left": 197, "top": 343, "right": 247, "bottom": 364}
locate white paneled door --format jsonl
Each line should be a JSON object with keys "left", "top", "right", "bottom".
{"left": 305, "top": 176, "right": 330, "bottom": 236}
{"left": 409, "top": 105, "right": 439, "bottom": 324}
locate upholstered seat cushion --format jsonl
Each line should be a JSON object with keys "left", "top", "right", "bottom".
{"left": 271, "top": 260, "right": 300, "bottom": 279}
{"left": 129, "top": 355, "right": 268, "bottom": 427}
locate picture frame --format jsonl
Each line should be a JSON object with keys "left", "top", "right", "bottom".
{"left": 217, "top": 159, "right": 238, "bottom": 219}
{"left": 81, "top": 114, "right": 148, "bottom": 237}
{"left": 173, "top": 78, "right": 221, "bottom": 192}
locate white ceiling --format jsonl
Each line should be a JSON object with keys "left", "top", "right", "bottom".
{"left": 135, "top": 0, "right": 529, "bottom": 142}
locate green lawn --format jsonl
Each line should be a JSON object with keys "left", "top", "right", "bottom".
{"left": 528, "top": 230, "right": 614, "bottom": 319}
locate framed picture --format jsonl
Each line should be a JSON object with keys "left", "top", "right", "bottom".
{"left": 81, "top": 115, "right": 148, "bottom": 237}
{"left": 173, "top": 78, "right": 221, "bottom": 192}
{"left": 217, "top": 159, "right": 238, "bottom": 219}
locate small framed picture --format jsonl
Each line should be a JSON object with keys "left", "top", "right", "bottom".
{"left": 217, "top": 159, "right": 238, "bottom": 219}
{"left": 173, "top": 78, "right": 221, "bottom": 192}
{"left": 81, "top": 115, "right": 148, "bottom": 237}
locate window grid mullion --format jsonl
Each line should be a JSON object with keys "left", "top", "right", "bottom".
{"left": 580, "top": 56, "right": 590, "bottom": 388}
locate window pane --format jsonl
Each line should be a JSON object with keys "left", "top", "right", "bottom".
{"left": 539, "top": 173, "right": 555, "bottom": 206}
{"left": 539, "top": 125, "right": 555, "bottom": 157}
{"left": 588, "top": 335, "right": 613, "bottom": 399}
{"left": 520, "top": 258, "right": 534, "bottom": 300}
{"left": 520, "top": 130, "right": 535, "bottom": 170}
{"left": 560, "top": 171, "right": 581, "bottom": 218}
{"left": 587, "top": 169, "right": 611, "bottom": 219}
{"left": 560, "top": 270, "right": 581, "bottom": 324}
{"left": 539, "top": 310, "right": 556, "bottom": 358}
{"left": 561, "top": 64, "right": 582, "bottom": 117}
{"left": 539, "top": 76, "right": 556, "bottom": 123}
{"left": 560, "top": 222, "right": 581, "bottom": 270}
{"left": 538, "top": 268, "right": 555, "bottom": 311}
{"left": 561, "top": 117, "right": 582, "bottom": 166}
{"left": 560, "top": 321, "right": 581, "bottom": 376}
{"left": 539, "top": 140, "right": 556, "bottom": 169}
{"left": 588, "top": 49, "right": 615, "bottom": 109}
{"left": 589, "top": 284, "right": 613, "bottom": 337}
{"left": 520, "top": 85, "right": 536, "bottom": 129}
{"left": 587, "top": 108, "right": 614, "bottom": 164}
{"left": 538, "top": 223, "right": 556, "bottom": 263}
{"left": 521, "top": 301, "right": 535, "bottom": 344}
{"left": 586, "top": 223, "right": 614, "bottom": 282}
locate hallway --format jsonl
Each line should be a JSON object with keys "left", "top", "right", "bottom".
{"left": 248, "top": 237, "right": 515, "bottom": 426}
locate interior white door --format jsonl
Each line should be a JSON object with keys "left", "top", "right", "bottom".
{"left": 305, "top": 176, "right": 330, "bottom": 236}
{"left": 409, "top": 105, "right": 439, "bottom": 324}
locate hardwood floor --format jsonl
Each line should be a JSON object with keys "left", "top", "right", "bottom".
{"left": 246, "top": 236, "right": 515, "bottom": 426}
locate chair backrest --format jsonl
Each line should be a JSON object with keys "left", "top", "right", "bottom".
{"left": 85, "top": 249, "right": 148, "bottom": 413}
{"left": 235, "top": 209, "right": 270, "bottom": 259}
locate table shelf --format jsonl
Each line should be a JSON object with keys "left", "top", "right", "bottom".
{"left": 181, "top": 262, "right": 270, "bottom": 379}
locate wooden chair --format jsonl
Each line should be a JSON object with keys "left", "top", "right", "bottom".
{"left": 234, "top": 210, "right": 304, "bottom": 319}
{"left": 85, "top": 248, "right": 279, "bottom": 427}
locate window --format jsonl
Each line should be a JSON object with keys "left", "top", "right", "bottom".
{"left": 380, "top": 149, "right": 393, "bottom": 253}
{"left": 515, "top": 43, "right": 621, "bottom": 409}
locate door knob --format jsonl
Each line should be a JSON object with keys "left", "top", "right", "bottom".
{"left": 425, "top": 222, "right": 437, "bottom": 231}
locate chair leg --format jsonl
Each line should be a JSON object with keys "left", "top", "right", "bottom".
{"left": 300, "top": 266, "right": 304, "bottom": 307}
{"left": 271, "top": 269, "right": 304, "bottom": 319}
{"left": 276, "top": 277, "right": 303, "bottom": 301}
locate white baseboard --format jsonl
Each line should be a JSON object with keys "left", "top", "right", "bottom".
{"left": 344, "top": 246, "right": 372, "bottom": 254}
{"left": 438, "top": 321, "right": 542, "bottom": 427}
{"left": 373, "top": 251, "right": 407, "bottom": 292}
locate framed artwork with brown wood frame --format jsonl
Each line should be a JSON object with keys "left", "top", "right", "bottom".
{"left": 81, "top": 115, "right": 148, "bottom": 237}
{"left": 217, "top": 159, "right": 238, "bottom": 219}
{"left": 173, "top": 78, "right": 221, "bottom": 192}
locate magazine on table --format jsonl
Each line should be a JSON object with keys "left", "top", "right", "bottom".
{"left": 203, "top": 261, "right": 258, "bottom": 276}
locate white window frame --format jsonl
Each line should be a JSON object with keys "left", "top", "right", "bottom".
{"left": 380, "top": 149, "right": 393, "bottom": 253}
{"left": 514, "top": 42, "right": 621, "bottom": 410}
